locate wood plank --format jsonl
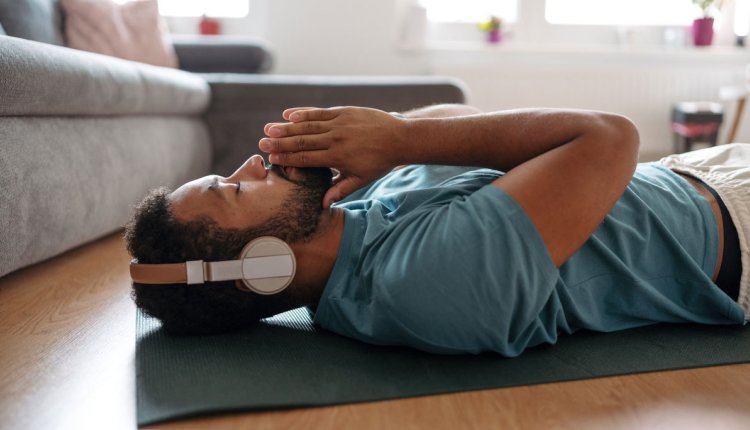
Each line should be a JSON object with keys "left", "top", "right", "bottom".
{"left": 0, "top": 234, "right": 136, "bottom": 430}
{"left": 1, "top": 233, "right": 749, "bottom": 430}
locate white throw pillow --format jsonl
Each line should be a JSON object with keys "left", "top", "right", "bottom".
{"left": 61, "top": 0, "right": 178, "bottom": 68}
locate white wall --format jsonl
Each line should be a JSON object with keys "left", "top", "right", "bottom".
{"left": 430, "top": 46, "right": 748, "bottom": 159}
{"left": 165, "top": 0, "right": 427, "bottom": 75}
{"left": 164, "top": 0, "right": 750, "bottom": 156}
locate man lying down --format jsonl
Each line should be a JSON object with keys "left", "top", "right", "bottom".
{"left": 126, "top": 104, "right": 749, "bottom": 357}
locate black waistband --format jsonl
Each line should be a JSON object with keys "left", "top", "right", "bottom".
{"left": 702, "top": 182, "right": 741, "bottom": 301}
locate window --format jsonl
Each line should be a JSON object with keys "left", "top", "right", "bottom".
{"left": 736, "top": 0, "right": 750, "bottom": 36}
{"left": 418, "top": 0, "right": 517, "bottom": 23}
{"left": 545, "top": 0, "right": 700, "bottom": 26}
{"left": 156, "top": 0, "right": 249, "bottom": 18}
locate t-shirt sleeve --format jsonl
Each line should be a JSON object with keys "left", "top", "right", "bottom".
{"left": 316, "top": 184, "right": 560, "bottom": 356}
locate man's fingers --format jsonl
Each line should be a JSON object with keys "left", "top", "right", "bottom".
{"left": 264, "top": 122, "right": 285, "bottom": 136}
{"left": 283, "top": 108, "right": 341, "bottom": 123}
{"left": 267, "top": 120, "right": 330, "bottom": 138}
{"left": 282, "top": 107, "right": 319, "bottom": 121}
{"left": 259, "top": 134, "right": 330, "bottom": 153}
{"left": 268, "top": 149, "right": 328, "bottom": 168}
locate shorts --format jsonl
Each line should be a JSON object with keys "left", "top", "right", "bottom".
{"left": 660, "top": 143, "right": 750, "bottom": 320}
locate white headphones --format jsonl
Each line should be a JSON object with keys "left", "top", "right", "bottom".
{"left": 129, "top": 236, "right": 296, "bottom": 295}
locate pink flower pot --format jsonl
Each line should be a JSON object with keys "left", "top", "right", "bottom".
{"left": 487, "top": 29, "right": 501, "bottom": 44}
{"left": 692, "top": 17, "right": 714, "bottom": 46}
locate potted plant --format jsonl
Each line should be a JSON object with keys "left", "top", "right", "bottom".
{"left": 478, "top": 16, "right": 503, "bottom": 44}
{"left": 691, "top": 0, "right": 725, "bottom": 46}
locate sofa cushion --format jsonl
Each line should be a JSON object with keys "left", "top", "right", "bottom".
{"left": 0, "top": 36, "right": 209, "bottom": 116}
{"left": 172, "top": 36, "right": 273, "bottom": 73}
{"left": 0, "top": 0, "right": 65, "bottom": 45}
{"left": 62, "top": 0, "right": 177, "bottom": 68}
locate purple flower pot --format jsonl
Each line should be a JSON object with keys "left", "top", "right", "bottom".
{"left": 692, "top": 17, "right": 714, "bottom": 46}
{"left": 487, "top": 29, "right": 502, "bottom": 44}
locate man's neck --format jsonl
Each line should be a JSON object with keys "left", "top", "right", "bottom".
{"left": 287, "top": 207, "right": 345, "bottom": 307}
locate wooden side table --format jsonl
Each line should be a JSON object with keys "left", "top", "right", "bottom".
{"left": 720, "top": 85, "right": 747, "bottom": 144}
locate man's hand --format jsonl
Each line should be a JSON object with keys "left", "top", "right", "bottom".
{"left": 259, "top": 107, "right": 404, "bottom": 208}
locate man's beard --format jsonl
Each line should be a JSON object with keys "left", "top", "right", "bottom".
{"left": 258, "top": 165, "right": 333, "bottom": 244}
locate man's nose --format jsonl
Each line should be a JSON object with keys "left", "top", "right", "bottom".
{"left": 229, "top": 154, "right": 266, "bottom": 180}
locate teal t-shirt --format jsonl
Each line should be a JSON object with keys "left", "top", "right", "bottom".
{"left": 314, "top": 164, "right": 746, "bottom": 356}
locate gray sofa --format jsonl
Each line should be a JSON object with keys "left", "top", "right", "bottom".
{"left": 0, "top": 35, "right": 466, "bottom": 278}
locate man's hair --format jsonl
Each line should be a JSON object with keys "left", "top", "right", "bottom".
{"left": 125, "top": 187, "right": 293, "bottom": 335}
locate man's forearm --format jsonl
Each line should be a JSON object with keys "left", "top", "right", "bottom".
{"left": 401, "top": 104, "right": 482, "bottom": 119}
{"left": 395, "top": 108, "right": 634, "bottom": 173}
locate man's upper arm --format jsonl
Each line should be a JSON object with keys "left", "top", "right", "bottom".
{"left": 491, "top": 114, "right": 639, "bottom": 267}
{"left": 364, "top": 184, "right": 560, "bottom": 355}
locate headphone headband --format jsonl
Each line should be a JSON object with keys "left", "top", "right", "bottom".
{"left": 129, "top": 236, "right": 296, "bottom": 295}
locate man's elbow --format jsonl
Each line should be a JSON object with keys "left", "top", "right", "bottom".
{"left": 598, "top": 112, "right": 640, "bottom": 169}
{"left": 602, "top": 113, "right": 640, "bottom": 152}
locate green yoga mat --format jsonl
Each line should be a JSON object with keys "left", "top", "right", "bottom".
{"left": 136, "top": 308, "right": 750, "bottom": 426}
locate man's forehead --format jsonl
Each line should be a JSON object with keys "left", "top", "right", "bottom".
{"left": 171, "top": 176, "right": 213, "bottom": 199}
{"left": 168, "top": 176, "right": 216, "bottom": 220}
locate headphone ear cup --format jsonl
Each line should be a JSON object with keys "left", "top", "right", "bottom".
{"left": 238, "top": 236, "right": 296, "bottom": 295}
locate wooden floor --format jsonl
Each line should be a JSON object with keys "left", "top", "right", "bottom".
{"left": 1, "top": 233, "right": 749, "bottom": 430}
